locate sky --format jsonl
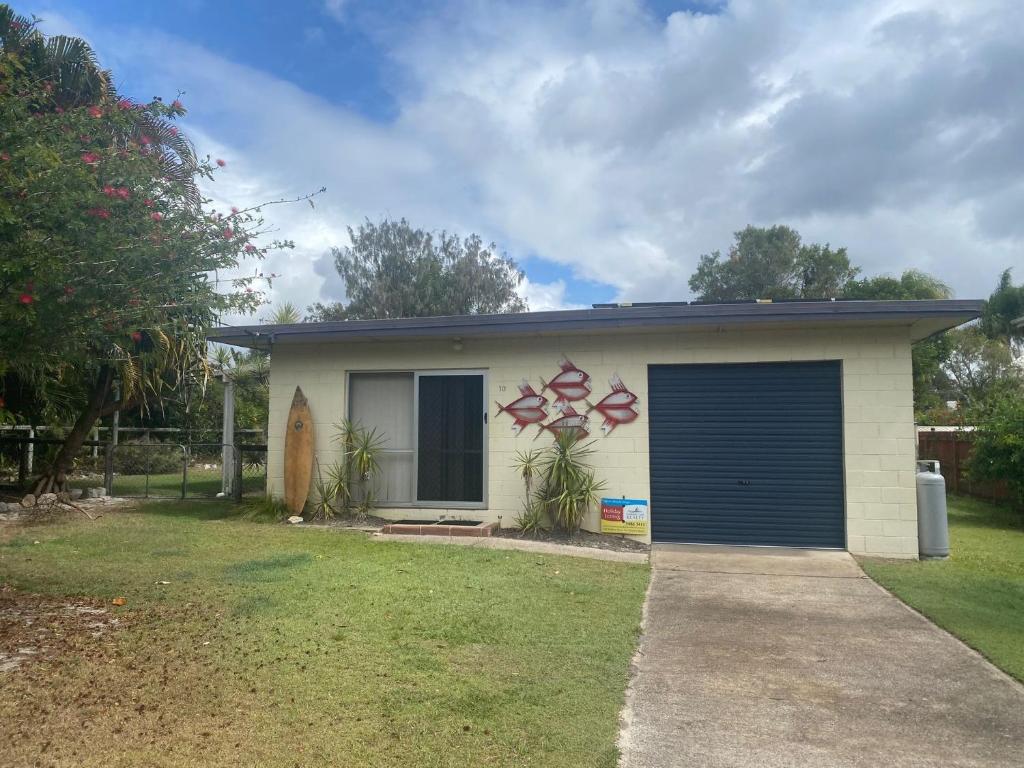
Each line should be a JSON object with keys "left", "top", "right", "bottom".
{"left": 21, "top": 0, "right": 1024, "bottom": 317}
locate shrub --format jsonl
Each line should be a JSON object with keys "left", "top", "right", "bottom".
{"left": 112, "top": 441, "right": 184, "bottom": 475}
{"left": 969, "top": 392, "right": 1024, "bottom": 516}
{"left": 512, "top": 433, "right": 605, "bottom": 534}
{"left": 242, "top": 495, "right": 290, "bottom": 523}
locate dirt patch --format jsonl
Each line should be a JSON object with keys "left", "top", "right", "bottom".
{"left": 299, "top": 513, "right": 389, "bottom": 530}
{"left": 495, "top": 527, "right": 650, "bottom": 553}
{"left": 0, "top": 586, "right": 126, "bottom": 673}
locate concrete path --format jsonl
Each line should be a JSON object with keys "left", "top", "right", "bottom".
{"left": 619, "top": 544, "right": 1024, "bottom": 768}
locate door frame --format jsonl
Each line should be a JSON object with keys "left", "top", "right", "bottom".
{"left": 412, "top": 369, "right": 489, "bottom": 510}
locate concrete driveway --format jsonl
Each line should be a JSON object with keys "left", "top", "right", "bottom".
{"left": 619, "top": 545, "right": 1024, "bottom": 768}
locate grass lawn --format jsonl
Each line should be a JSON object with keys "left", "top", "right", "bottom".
{"left": 0, "top": 502, "right": 649, "bottom": 767}
{"left": 68, "top": 470, "right": 265, "bottom": 498}
{"left": 860, "top": 495, "right": 1024, "bottom": 681}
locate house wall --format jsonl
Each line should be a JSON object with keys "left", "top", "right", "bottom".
{"left": 265, "top": 324, "right": 919, "bottom": 558}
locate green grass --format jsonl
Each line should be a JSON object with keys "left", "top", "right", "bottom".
{"left": 0, "top": 501, "right": 649, "bottom": 767}
{"left": 860, "top": 496, "right": 1024, "bottom": 681}
{"left": 68, "top": 470, "right": 265, "bottom": 498}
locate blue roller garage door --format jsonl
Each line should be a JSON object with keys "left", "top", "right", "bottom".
{"left": 648, "top": 361, "right": 845, "bottom": 548}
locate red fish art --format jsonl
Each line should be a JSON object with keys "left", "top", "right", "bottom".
{"left": 495, "top": 379, "right": 550, "bottom": 434}
{"left": 540, "top": 356, "right": 592, "bottom": 402}
{"left": 586, "top": 373, "right": 639, "bottom": 435}
{"left": 536, "top": 399, "right": 590, "bottom": 440}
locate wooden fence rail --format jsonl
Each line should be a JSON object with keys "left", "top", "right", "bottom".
{"left": 917, "top": 429, "right": 1009, "bottom": 502}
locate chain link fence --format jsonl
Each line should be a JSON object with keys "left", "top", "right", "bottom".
{"left": 0, "top": 428, "right": 267, "bottom": 501}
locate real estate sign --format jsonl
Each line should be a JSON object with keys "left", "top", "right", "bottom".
{"left": 600, "top": 498, "right": 649, "bottom": 535}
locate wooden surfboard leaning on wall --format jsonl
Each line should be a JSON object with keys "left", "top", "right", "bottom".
{"left": 283, "top": 386, "right": 314, "bottom": 515}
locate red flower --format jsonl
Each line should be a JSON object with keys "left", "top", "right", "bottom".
{"left": 130, "top": 331, "right": 143, "bottom": 343}
{"left": 81, "top": 152, "right": 100, "bottom": 165}
{"left": 169, "top": 126, "right": 178, "bottom": 136}
{"left": 88, "top": 106, "right": 102, "bottom": 118}
{"left": 103, "top": 185, "right": 116, "bottom": 197}
{"left": 87, "top": 207, "right": 111, "bottom": 219}
{"left": 172, "top": 99, "right": 184, "bottom": 110}
{"left": 216, "top": 158, "right": 226, "bottom": 167}
{"left": 55, "top": 106, "right": 64, "bottom": 114}
{"left": 117, "top": 98, "right": 133, "bottom": 110}
{"left": 117, "top": 187, "right": 130, "bottom": 199}
{"left": 140, "top": 135, "right": 152, "bottom": 145}
{"left": 0, "top": 152, "right": 9, "bottom": 161}
{"left": 230, "top": 206, "right": 239, "bottom": 215}
{"left": 244, "top": 243, "right": 257, "bottom": 253}
{"left": 18, "top": 293, "right": 33, "bottom": 305}
{"left": 150, "top": 212, "right": 163, "bottom": 221}
{"left": 64, "top": 285, "right": 75, "bottom": 296}
{"left": 222, "top": 228, "right": 234, "bottom": 239}
{"left": 143, "top": 198, "right": 154, "bottom": 208}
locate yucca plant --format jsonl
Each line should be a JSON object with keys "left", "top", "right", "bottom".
{"left": 309, "top": 459, "right": 341, "bottom": 521}
{"left": 331, "top": 419, "right": 385, "bottom": 521}
{"left": 512, "top": 448, "right": 548, "bottom": 536}
{"left": 536, "top": 432, "right": 606, "bottom": 533}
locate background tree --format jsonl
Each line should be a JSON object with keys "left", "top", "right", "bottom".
{"left": 980, "top": 269, "right": 1024, "bottom": 353}
{"left": 326, "top": 218, "right": 527, "bottom": 320}
{"left": 0, "top": 8, "right": 303, "bottom": 493}
{"left": 688, "top": 225, "right": 859, "bottom": 302}
{"left": 305, "top": 301, "right": 348, "bottom": 322}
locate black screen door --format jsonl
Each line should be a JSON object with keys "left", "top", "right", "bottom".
{"left": 416, "top": 374, "right": 484, "bottom": 503}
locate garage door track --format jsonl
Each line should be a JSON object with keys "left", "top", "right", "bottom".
{"left": 619, "top": 545, "right": 1024, "bottom": 767}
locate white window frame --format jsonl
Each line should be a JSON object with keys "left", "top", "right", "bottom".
{"left": 346, "top": 368, "right": 488, "bottom": 510}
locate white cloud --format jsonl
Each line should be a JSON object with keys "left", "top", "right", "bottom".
{"left": 519, "top": 278, "right": 587, "bottom": 312}
{"left": 31, "top": 0, "right": 1024, "bottom": 319}
{"left": 322, "top": 0, "right": 348, "bottom": 23}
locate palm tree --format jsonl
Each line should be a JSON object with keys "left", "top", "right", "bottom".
{"left": 1, "top": 6, "right": 202, "bottom": 207}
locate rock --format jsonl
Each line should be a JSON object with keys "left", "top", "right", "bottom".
{"left": 0, "top": 502, "right": 9, "bottom": 513}
{"left": 69, "top": 489, "right": 83, "bottom": 500}
{"left": 20, "top": 494, "right": 35, "bottom": 508}
{"left": 37, "top": 493, "right": 58, "bottom": 506}
{"left": 287, "top": 516, "right": 304, "bottom": 525}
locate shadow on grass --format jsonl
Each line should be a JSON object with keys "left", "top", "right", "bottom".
{"left": 133, "top": 500, "right": 247, "bottom": 522}
{"left": 948, "top": 495, "right": 1023, "bottom": 532}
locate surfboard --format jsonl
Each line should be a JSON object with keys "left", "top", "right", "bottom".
{"left": 283, "top": 386, "right": 314, "bottom": 515}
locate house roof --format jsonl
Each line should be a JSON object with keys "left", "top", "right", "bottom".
{"left": 208, "top": 299, "right": 983, "bottom": 350}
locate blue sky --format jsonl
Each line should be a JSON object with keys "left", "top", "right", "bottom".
{"left": 20, "top": 0, "right": 1024, "bottom": 315}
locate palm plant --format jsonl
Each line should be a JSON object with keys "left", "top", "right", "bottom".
{"left": 331, "top": 419, "right": 385, "bottom": 521}
{"left": 512, "top": 448, "right": 547, "bottom": 535}
{"left": 512, "top": 433, "right": 605, "bottom": 535}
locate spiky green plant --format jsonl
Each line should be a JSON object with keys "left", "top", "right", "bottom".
{"left": 330, "top": 419, "right": 385, "bottom": 521}
{"left": 536, "top": 432, "right": 605, "bottom": 533}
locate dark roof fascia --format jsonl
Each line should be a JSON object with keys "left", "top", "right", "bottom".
{"left": 207, "top": 300, "right": 983, "bottom": 349}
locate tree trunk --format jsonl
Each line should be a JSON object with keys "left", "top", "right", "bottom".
{"left": 32, "top": 366, "right": 113, "bottom": 496}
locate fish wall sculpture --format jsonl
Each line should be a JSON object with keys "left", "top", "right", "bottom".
{"left": 586, "top": 373, "right": 640, "bottom": 434}
{"left": 540, "top": 356, "right": 592, "bottom": 402}
{"left": 536, "top": 399, "right": 590, "bottom": 440}
{"left": 495, "top": 379, "right": 550, "bottom": 434}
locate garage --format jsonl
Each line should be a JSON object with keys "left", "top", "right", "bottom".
{"left": 648, "top": 361, "right": 845, "bottom": 548}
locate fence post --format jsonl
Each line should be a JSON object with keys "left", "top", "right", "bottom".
{"left": 26, "top": 426, "right": 34, "bottom": 476}
{"left": 18, "top": 439, "right": 27, "bottom": 488}
{"left": 233, "top": 447, "right": 243, "bottom": 502}
{"left": 104, "top": 441, "right": 114, "bottom": 495}
{"left": 221, "top": 375, "right": 236, "bottom": 498}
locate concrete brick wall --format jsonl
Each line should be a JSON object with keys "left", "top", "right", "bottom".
{"left": 266, "top": 324, "right": 919, "bottom": 557}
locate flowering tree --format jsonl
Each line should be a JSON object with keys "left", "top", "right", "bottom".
{"left": 0, "top": 8, "right": 308, "bottom": 494}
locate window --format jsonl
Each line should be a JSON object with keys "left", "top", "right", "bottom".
{"left": 348, "top": 371, "right": 486, "bottom": 507}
